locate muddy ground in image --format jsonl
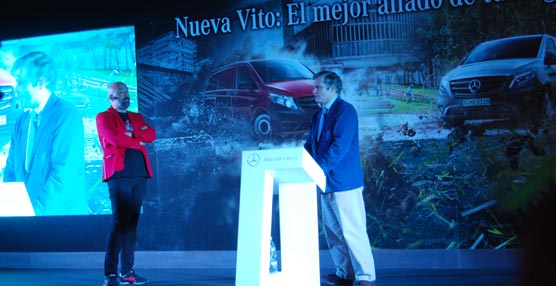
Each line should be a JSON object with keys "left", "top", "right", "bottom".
{"left": 141, "top": 94, "right": 556, "bottom": 250}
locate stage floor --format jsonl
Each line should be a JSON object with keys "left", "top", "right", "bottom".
{"left": 0, "top": 268, "right": 519, "bottom": 286}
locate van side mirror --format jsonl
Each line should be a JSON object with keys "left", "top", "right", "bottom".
{"left": 544, "top": 52, "right": 556, "bottom": 66}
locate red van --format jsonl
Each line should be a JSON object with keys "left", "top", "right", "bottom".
{"left": 202, "top": 58, "right": 319, "bottom": 140}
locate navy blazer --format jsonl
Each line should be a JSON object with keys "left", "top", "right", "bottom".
{"left": 3, "top": 95, "right": 89, "bottom": 215}
{"left": 304, "top": 98, "right": 364, "bottom": 192}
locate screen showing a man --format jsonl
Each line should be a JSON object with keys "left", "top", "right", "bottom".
{"left": 0, "top": 26, "right": 138, "bottom": 216}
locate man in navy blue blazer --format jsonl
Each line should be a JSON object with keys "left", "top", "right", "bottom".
{"left": 304, "top": 71, "right": 376, "bottom": 286}
{"left": 3, "top": 51, "right": 88, "bottom": 216}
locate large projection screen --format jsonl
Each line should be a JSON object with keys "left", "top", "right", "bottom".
{"left": 0, "top": 1, "right": 555, "bottom": 252}
{"left": 0, "top": 26, "right": 138, "bottom": 216}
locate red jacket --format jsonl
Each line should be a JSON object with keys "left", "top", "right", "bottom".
{"left": 96, "top": 106, "right": 156, "bottom": 182}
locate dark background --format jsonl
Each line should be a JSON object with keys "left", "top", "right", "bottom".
{"left": 1, "top": 1, "right": 214, "bottom": 42}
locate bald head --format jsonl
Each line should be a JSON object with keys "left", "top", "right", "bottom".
{"left": 108, "top": 82, "right": 130, "bottom": 112}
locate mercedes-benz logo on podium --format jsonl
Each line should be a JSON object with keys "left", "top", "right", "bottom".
{"left": 247, "top": 153, "right": 260, "bottom": 166}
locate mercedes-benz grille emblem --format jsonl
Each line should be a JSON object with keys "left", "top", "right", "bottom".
{"left": 247, "top": 153, "right": 260, "bottom": 167}
{"left": 468, "top": 79, "right": 481, "bottom": 94}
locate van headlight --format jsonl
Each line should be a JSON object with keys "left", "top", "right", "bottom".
{"left": 509, "top": 70, "right": 536, "bottom": 89}
{"left": 269, "top": 93, "right": 298, "bottom": 110}
{"left": 439, "top": 77, "right": 450, "bottom": 96}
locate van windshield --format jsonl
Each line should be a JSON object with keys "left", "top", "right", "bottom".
{"left": 463, "top": 36, "right": 542, "bottom": 64}
{"left": 250, "top": 59, "right": 314, "bottom": 83}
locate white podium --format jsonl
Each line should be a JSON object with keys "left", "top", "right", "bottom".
{"left": 235, "top": 147, "right": 325, "bottom": 286}
{"left": 0, "top": 182, "right": 35, "bottom": 216}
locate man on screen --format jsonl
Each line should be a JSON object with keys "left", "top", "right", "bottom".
{"left": 3, "top": 51, "right": 89, "bottom": 216}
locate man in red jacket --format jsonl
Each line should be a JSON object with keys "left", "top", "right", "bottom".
{"left": 96, "top": 82, "right": 156, "bottom": 286}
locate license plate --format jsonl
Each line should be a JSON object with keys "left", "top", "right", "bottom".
{"left": 462, "top": 98, "right": 490, "bottom": 106}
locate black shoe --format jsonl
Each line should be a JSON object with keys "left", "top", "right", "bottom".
{"left": 103, "top": 274, "right": 119, "bottom": 286}
{"left": 321, "top": 273, "right": 353, "bottom": 285}
{"left": 119, "top": 270, "right": 147, "bottom": 284}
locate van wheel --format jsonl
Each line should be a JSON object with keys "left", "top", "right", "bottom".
{"left": 440, "top": 118, "right": 463, "bottom": 129}
{"left": 253, "top": 113, "right": 271, "bottom": 139}
{"left": 533, "top": 87, "right": 555, "bottom": 127}
{"left": 544, "top": 88, "right": 555, "bottom": 118}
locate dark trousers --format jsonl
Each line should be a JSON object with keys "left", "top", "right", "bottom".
{"left": 104, "top": 177, "right": 147, "bottom": 276}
